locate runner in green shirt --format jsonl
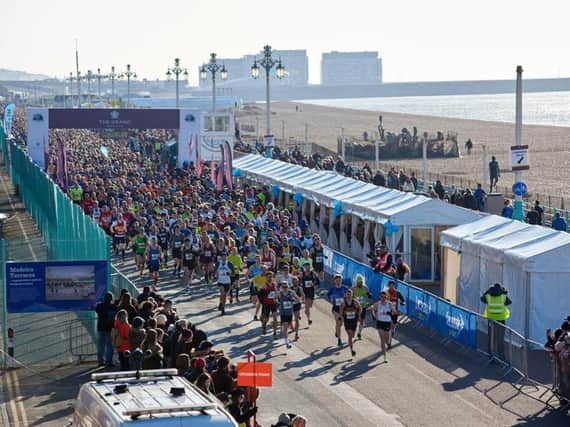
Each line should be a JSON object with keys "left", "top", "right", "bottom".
{"left": 352, "top": 274, "right": 372, "bottom": 340}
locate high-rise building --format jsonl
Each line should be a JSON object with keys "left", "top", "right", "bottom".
{"left": 198, "top": 49, "right": 309, "bottom": 88}
{"left": 321, "top": 51, "right": 382, "bottom": 85}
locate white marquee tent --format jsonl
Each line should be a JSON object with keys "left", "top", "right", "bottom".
{"left": 440, "top": 215, "right": 570, "bottom": 341}
{"left": 234, "top": 154, "right": 481, "bottom": 283}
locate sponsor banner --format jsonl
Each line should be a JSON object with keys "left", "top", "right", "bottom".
{"left": 237, "top": 362, "right": 273, "bottom": 387}
{"left": 27, "top": 108, "right": 49, "bottom": 169}
{"left": 5, "top": 260, "right": 108, "bottom": 313}
{"left": 178, "top": 109, "right": 201, "bottom": 167}
{"left": 49, "top": 108, "right": 180, "bottom": 129}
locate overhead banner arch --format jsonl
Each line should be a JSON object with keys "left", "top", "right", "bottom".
{"left": 26, "top": 108, "right": 234, "bottom": 170}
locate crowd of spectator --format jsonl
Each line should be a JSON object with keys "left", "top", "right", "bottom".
{"left": 545, "top": 316, "right": 570, "bottom": 404}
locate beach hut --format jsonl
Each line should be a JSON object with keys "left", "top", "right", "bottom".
{"left": 234, "top": 154, "right": 481, "bottom": 284}
{"left": 440, "top": 215, "right": 570, "bottom": 341}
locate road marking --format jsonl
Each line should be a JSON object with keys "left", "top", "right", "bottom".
{"left": 406, "top": 363, "right": 492, "bottom": 420}
{"left": 0, "top": 171, "right": 38, "bottom": 261}
{"left": 10, "top": 370, "right": 29, "bottom": 426}
{"left": 3, "top": 371, "right": 20, "bottom": 425}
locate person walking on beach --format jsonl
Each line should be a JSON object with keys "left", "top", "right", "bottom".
{"left": 489, "top": 156, "right": 500, "bottom": 192}
{"left": 465, "top": 139, "right": 473, "bottom": 155}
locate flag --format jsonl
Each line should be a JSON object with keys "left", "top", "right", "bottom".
{"left": 210, "top": 161, "right": 216, "bottom": 186}
{"left": 216, "top": 144, "right": 225, "bottom": 192}
{"left": 100, "top": 145, "right": 109, "bottom": 158}
{"left": 56, "top": 137, "right": 68, "bottom": 191}
{"left": 2, "top": 104, "right": 15, "bottom": 137}
{"left": 188, "top": 134, "right": 194, "bottom": 169}
{"left": 195, "top": 134, "right": 202, "bottom": 174}
{"left": 223, "top": 140, "right": 233, "bottom": 192}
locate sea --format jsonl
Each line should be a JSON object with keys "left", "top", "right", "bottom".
{"left": 301, "top": 91, "right": 570, "bottom": 128}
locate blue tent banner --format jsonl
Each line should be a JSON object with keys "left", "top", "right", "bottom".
{"left": 5, "top": 260, "right": 108, "bottom": 313}
{"left": 323, "top": 246, "right": 479, "bottom": 350}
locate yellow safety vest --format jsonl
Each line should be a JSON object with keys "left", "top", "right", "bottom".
{"left": 483, "top": 294, "right": 510, "bottom": 321}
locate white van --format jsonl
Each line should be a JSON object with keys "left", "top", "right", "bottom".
{"left": 73, "top": 369, "right": 238, "bottom": 427}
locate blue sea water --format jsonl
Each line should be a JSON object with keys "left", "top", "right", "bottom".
{"left": 302, "top": 91, "right": 570, "bottom": 127}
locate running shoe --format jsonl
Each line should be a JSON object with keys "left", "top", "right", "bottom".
{"left": 337, "top": 337, "right": 342, "bottom": 347}
{"left": 253, "top": 315, "right": 259, "bottom": 321}
{"left": 351, "top": 350, "right": 356, "bottom": 357}
{"left": 286, "top": 343, "right": 292, "bottom": 349}
{"left": 357, "top": 333, "right": 362, "bottom": 340}
{"left": 308, "top": 320, "right": 313, "bottom": 325}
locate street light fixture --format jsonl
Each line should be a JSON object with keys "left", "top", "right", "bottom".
{"left": 166, "top": 58, "right": 188, "bottom": 108}
{"left": 68, "top": 71, "right": 81, "bottom": 107}
{"left": 251, "top": 45, "right": 285, "bottom": 157}
{"left": 200, "top": 53, "right": 228, "bottom": 131}
{"left": 83, "top": 69, "right": 94, "bottom": 106}
{"left": 119, "top": 64, "right": 137, "bottom": 107}
{"left": 93, "top": 67, "right": 108, "bottom": 99}
{"left": 109, "top": 66, "right": 117, "bottom": 99}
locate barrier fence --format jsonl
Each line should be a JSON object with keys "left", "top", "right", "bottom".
{"left": 323, "top": 245, "right": 564, "bottom": 404}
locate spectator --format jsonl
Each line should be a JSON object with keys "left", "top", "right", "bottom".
{"left": 473, "top": 183, "right": 487, "bottom": 211}
{"left": 501, "top": 200, "right": 513, "bottom": 218}
{"left": 184, "top": 357, "right": 207, "bottom": 383}
{"left": 211, "top": 356, "right": 236, "bottom": 395}
{"left": 227, "top": 388, "right": 258, "bottom": 427}
{"left": 534, "top": 200, "right": 544, "bottom": 225}
{"left": 128, "top": 316, "right": 146, "bottom": 352}
{"left": 489, "top": 156, "right": 500, "bottom": 192}
{"left": 113, "top": 309, "right": 131, "bottom": 371}
{"left": 96, "top": 292, "right": 116, "bottom": 367}
{"left": 195, "top": 372, "right": 216, "bottom": 396}
{"left": 141, "top": 329, "right": 163, "bottom": 370}
{"left": 552, "top": 212, "right": 567, "bottom": 231}
{"left": 434, "top": 180, "right": 445, "bottom": 199}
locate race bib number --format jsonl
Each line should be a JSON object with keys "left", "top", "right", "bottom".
{"left": 356, "top": 296, "right": 364, "bottom": 304}
{"left": 304, "top": 281, "right": 313, "bottom": 288}
{"left": 316, "top": 256, "right": 323, "bottom": 263}
{"left": 282, "top": 301, "right": 292, "bottom": 310}
{"left": 345, "top": 312, "right": 356, "bottom": 320}
{"left": 335, "top": 298, "right": 344, "bottom": 306}
{"left": 205, "top": 251, "right": 212, "bottom": 257}
{"left": 268, "top": 291, "right": 276, "bottom": 299}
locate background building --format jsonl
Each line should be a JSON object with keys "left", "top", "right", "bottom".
{"left": 321, "top": 51, "right": 382, "bottom": 85}
{"left": 198, "top": 49, "right": 308, "bottom": 88}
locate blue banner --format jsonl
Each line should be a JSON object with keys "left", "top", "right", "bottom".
{"left": 3, "top": 103, "right": 15, "bottom": 137}
{"left": 324, "top": 245, "right": 478, "bottom": 350}
{"left": 5, "top": 261, "right": 108, "bottom": 313}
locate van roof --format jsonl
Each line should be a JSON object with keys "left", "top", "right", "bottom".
{"left": 88, "top": 370, "right": 231, "bottom": 422}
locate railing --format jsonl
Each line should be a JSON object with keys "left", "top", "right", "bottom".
{"left": 111, "top": 264, "right": 140, "bottom": 297}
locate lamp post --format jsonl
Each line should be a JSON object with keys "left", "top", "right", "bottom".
{"left": 166, "top": 58, "right": 188, "bottom": 109}
{"left": 119, "top": 64, "right": 137, "bottom": 107}
{"left": 84, "top": 69, "right": 94, "bottom": 106}
{"left": 93, "top": 67, "right": 107, "bottom": 99}
{"left": 251, "top": 45, "right": 285, "bottom": 157}
{"left": 68, "top": 71, "right": 79, "bottom": 107}
{"left": 200, "top": 53, "right": 228, "bottom": 130}
{"left": 109, "top": 66, "right": 117, "bottom": 99}
{"left": 513, "top": 65, "right": 525, "bottom": 221}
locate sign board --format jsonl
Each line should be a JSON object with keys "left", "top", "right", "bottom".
{"left": 5, "top": 261, "right": 108, "bottom": 313}
{"left": 264, "top": 134, "right": 274, "bottom": 148}
{"left": 510, "top": 145, "right": 529, "bottom": 171}
{"left": 237, "top": 362, "right": 272, "bottom": 387}
{"left": 512, "top": 181, "right": 528, "bottom": 197}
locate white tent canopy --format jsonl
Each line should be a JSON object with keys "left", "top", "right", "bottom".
{"left": 235, "top": 154, "right": 481, "bottom": 283}
{"left": 440, "top": 215, "right": 570, "bottom": 341}
{"left": 234, "top": 154, "right": 480, "bottom": 226}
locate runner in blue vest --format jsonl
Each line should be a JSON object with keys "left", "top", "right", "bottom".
{"left": 327, "top": 273, "right": 350, "bottom": 347}
{"left": 277, "top": 282, "right": 301, "bottom": 349}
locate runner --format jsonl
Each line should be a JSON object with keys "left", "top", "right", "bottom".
{"left": 215, "top": 252, "right": 233, "bottom": 316}
{"left": 246, "top": 255, "right": 264, "bottom": 321}
{"left": 146, "top": 237, "right": 161, "bottom": 290}
{"left": 110, "top": 213, "right": 128, "bottom": 260}
{"left": 290, "top": 276, "right": 305, "bottom": 340}
{"left": 227, "top": 245, "right": 244, "bottom": 303}
{"left": 327, "top": 273, "right": 350, "bottom": 347}
{"left": 157, "top": 221, "right": 170, "bottom": 269}
{"left": 299, "top": 262, "right": 318, "bottom": 326}
{"left": 310, "top": 234, "right": 326, "bottom": 293}
{"left": 181, "top": 237, "right": 197, "bottom": 291}
{"left": 386, "top": 280, "right": 406, "bottom": 348}
{"left": 201, "top": 234, "right": 216, "bottom": 285}
{"left": 340, "top": 288, "right": 361, "bottom": 357}
{"left": 134, "top": 227, "right": 148, "bottom": 277}
{"left": 169, "top": 225, "right": 184, "bottom": 277}
{"left": 277, "top": 281, "right": 301, "bottom": 349}
{"left": 370, "top": 291, "right": 396, "bottom": 362}
{"left": 352, "top": 274, "right": 373, "bottom": 340}
{"left": 259, "top": 271, "right": 279, "bottom": 338}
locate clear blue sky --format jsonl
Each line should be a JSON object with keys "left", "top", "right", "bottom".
{"left": 3, "top": 0, "right": 570, "bottom": 84}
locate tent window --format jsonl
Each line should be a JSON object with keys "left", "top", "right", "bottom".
{"left": 411, "top": 227, "right": 433, "bottom": 281}
{"left": 356, "top": 219, "right": 365, "bottom": 247}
